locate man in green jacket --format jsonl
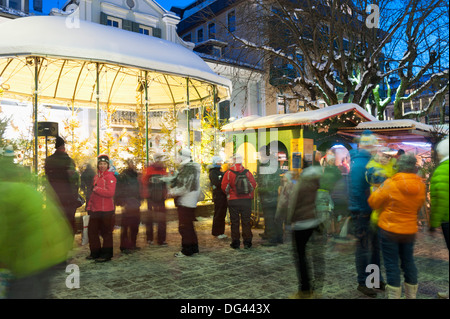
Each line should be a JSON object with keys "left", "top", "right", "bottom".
{"left": 0, "top": 155, "right": 73, "bottom": 298}
{"left": 429, "top": 137, "right": 449, "bottom": 299}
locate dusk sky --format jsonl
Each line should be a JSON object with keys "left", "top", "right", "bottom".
{"left": 158, "top": 0, "right": 195, "bottom": 11}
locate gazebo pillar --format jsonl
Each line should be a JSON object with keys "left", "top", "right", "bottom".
{"left": 33, "top": 57, "right": 39, "bottom": 174}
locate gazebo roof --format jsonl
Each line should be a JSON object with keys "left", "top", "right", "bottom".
{"left": 0, "top": 15, "right": 231, "bottom": 109}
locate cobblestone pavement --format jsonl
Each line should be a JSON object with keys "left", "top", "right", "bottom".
{"left": 48, "top": 215, "right": 449, "bottom": 300}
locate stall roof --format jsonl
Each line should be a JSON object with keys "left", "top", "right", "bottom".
{"left": 221, "top": 103, "right": 376, "bottom": 131}
{"left": 0, "top": 16, "right": 231, "bottom": 109}
{"left": 337, "top": 119, "right": 448, "bottom": 143}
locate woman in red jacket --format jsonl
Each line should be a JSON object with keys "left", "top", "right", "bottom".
{"left": 86, "top": 154, "right": 117, "bottom": 262}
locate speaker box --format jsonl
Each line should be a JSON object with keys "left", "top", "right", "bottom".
{"left": 37, "top": 121, "right": 59, "bottom": 137}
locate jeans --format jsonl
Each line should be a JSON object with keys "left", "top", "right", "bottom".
{"left": 228, "top": 199, "right": 253, "bottom": 247}
{"left": 379, "top": 229, "right": 417, "bottom": 287}
{"left": 351, "top": 210, "right": 383, "bottom": 285}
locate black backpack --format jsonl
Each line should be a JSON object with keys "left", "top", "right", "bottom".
{"left": 231, "top": 169, "right": 252, "bottom": 195}
{"left": 148, "top": 174, "right": 166, "bottom": 202}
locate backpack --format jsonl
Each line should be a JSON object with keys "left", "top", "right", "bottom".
{"left": 231, "top": 169, "right": 252, "bottom": 195}
{"left": 148, "top": 174, "right": 166, "bottom": 202}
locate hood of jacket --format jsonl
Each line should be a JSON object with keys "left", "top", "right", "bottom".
{"left": 391, "top": 173, "right": 422, "bottom": 196}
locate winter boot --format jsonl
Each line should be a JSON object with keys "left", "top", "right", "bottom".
{"left": 386, "top": 284, "right": 402, "bottom": 299}
{"left": 404, "top": 282, "right": 418, "bottom": 299}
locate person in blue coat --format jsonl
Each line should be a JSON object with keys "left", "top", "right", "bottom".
{"left": 348, "top": 130, "right": 385, "bottom": 297}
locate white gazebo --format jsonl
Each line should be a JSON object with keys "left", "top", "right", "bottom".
{"left": 0, "top": 15, "right": 232, "bottom": 171}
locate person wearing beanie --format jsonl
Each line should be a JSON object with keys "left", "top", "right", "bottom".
{"left": 369, "top": 154, "right": 426, "bottom": 299}
{"left": 348, "top": 130, "right": 384, "bottom": 297}
{"left": 169, "top": 148, "right": 202, "bottom": 257}
{"left": 44, "top": 136, "right": 80, "bottom": 236}
{"left": 86, "top": 154, "right": 117, "bottom": 262}
{"left": 209, "top": 156, "right": 228, "bottom": 239}
{"left": 429, "top": 137, "right": 449, "bottom": 298}
{"left": 221, "top": 153, "right": 257, "bottom": 249}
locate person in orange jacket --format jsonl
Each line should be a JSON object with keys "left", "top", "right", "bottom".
{"left": 368, "top": 154, "right": 426, "bottom": 299}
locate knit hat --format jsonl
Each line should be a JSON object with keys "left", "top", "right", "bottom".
{"left": 233, "top": 153, "right": 243, "bottom": 164}
{"left": 97, "top": 154, "right": 110, "bottom": 168}
{"left": 180, "top": 148, "right": 191, "bottom": 160}
{"left": 396, "top": 154, "right": 417, "bottom": 173}
{"left": 55, "top": 136, "right": 65, "bottom": 149}
{"left": 3, "top": 145, "right": 14, "bottom": 157}
{"left": 211, "top": 156, "right": 223, "bottom": 167}
{"left": 436, "top": 137, "right": 449, "bottom": 163}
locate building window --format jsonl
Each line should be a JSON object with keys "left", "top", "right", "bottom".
{"left": 33, "top": 0, "right": 43, "bottom": 12}
{"left": 197, "top": 28, "right": 204, "bottom": 43}
{"left": 208, "top": 23, "right": 216, "bottom": 39}
{"left": 107, "top": 16, "right": 122, "bottom": 28}
{"left": 212, "top": 46, "right": 222, "bottom": 57}
{"left": 8, "top": 0, "right": 22, "bottom": 10}
{"left": 227, "top": 10, "right": 236, "bottom": 32}
{"left": 139, "top": 25, "right": 152, "bottom": 36}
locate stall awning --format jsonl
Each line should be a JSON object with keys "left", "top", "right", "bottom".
{"left": 337, "top": 119, "right": 446, "bottom": 143}
{"left": 221, "top": 103, "right": 376, "bottom": 131}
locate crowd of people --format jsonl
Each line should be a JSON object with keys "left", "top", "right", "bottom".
{"left": 0, "top": 130, "right": 448, "bottom": 299}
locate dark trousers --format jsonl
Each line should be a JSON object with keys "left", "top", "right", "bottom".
{"left": 293, "top": 228, "right": 325, "bottom": 293}
{"left": 88, "top": 211, "right": 114, "bottom": 259}
{"left": 63, "top": 205, "right": 77, "bottom": 235}
{"left": 261, "top": 201, "right": 283, "bottom": 243}
{"left": 228, "top": 199, "right": 252, "bottom": 246}
{"left": 120, "top": 208, "right": 140, "bottom": 250}
{"left": 212, "top": 193, "right": 228, "bottom": 236}
{"left": 351, "top": 210, "right": 383, "bottom": 285}
{"left": 7, "top": 264, "right": 62, "bottom": 299}
{"left": 442, "top": 222, "right": 449, "bottom": 250}
{"left": 178, "top": 206, "right": 199, "bottom": 255}
{"left": 146, "top": 199, "right": 167, "bottom": 244}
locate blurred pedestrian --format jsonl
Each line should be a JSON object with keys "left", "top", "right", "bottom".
{"left": 258, "top": 152, "right": 283, "bottom": 246}
{"left": 369, "top": 154, "right": 426, "bottom": 299}
{"left": 365, "top": 147, "right": 397, "bottom": 229}
{"left": 287, "top": 166, "right": 326, "bottom": 299}
{"left": 80, "top": 162, "right": 96, "bottom": 209}
{"left": 142, "top": 152, "right": 168, "bottom": 246}
{"left": 86, "top": 154, "right": 117, "bottom": 262}
{"left": 44, "top": 136, "right": 81, "bottom": 235}
{"left": 0, "top": 156, "right": 73, "bottom": 298}
{"left": 116, "top": 159, "right": 142, "bottom": 253}
{"left": 348, "top": 130, "right": 385, "bottom": 297}
{"left": 429, "top": 137, "right": 449, "bottom": 299}
{"left": 209, "top": 155, "right": 228, "bottom": 239}
{"left": 221, "top": 154, "right": 257, "bottom": 249}
{"left": 317, "top": 150, "right": 342, "bottom": 237}
{"left": 169, "top": 148, "right": 201, "bottom": 257}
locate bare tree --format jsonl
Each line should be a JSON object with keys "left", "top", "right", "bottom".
{"left": 209, "top": 0, "right": 448, "bottom": 118}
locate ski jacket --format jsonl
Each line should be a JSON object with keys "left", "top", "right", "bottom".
{"left": 221, "top": 163, "right": 257, "bottom": 201}
{"left": 87, "top": 170, "right": 117, "bottom": 212}
{"left": 430, "top": 159, "right": 449, "bottom": 228}
{"left": 368, "top": 173, "right": 426, "bottom": 235}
